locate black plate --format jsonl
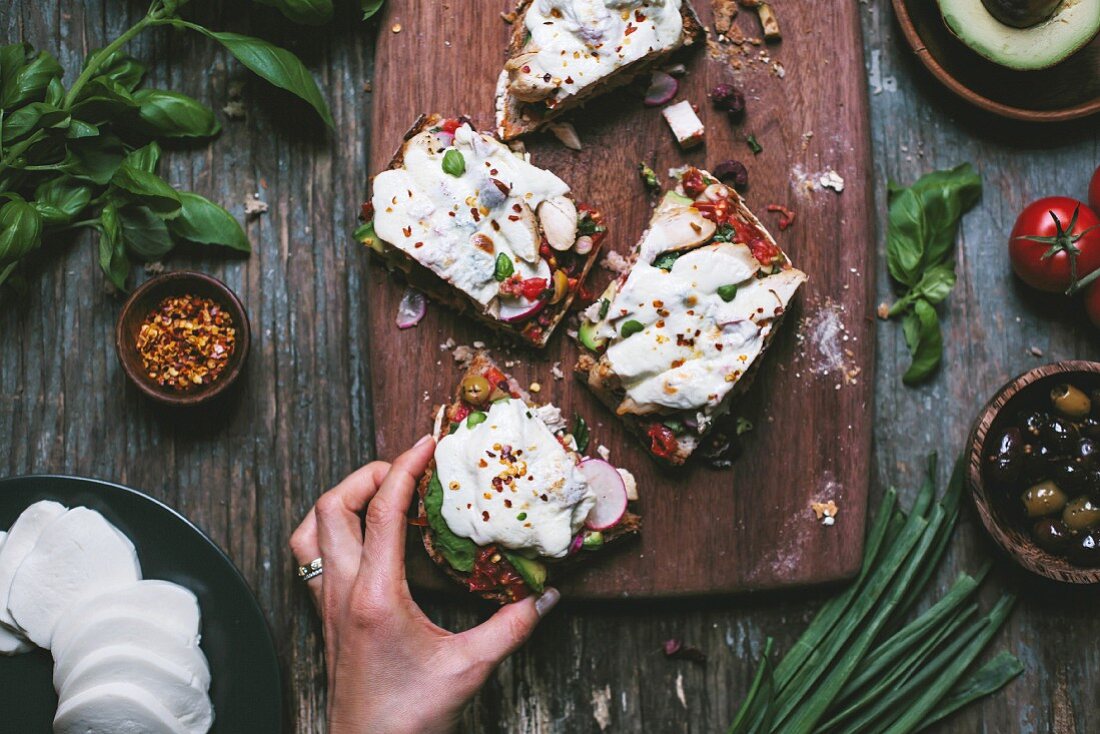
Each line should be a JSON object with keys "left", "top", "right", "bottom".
{"left": 0, "top": 476, "right": 282, "bottom": 733}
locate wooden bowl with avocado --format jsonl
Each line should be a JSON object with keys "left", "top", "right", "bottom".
{"left": 893, "top": 0, "right": 1100, "bottom": 123}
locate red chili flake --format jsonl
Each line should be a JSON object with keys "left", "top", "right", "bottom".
{"left": 748, "top": 236, "right": 783, "bottom": 266}
{"left": 766, "top": 203, "right": 796, "bottom": 231}
{"left": 136, "top": 294, "right": 236, "bottom": 392}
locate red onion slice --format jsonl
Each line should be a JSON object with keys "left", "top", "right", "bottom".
{"left": 643, "top": 71, "right": 678, "bottom": 107}
{"left": 395, "top": 287, "right": 427, "bottom": 329}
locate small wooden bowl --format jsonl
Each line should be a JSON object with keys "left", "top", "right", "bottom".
{"left": 968, "top": 361, "right": 1100, "bottom": 584}
{"left": 893, "top": 0, "right": 1100, "bottom": 123}
{"left": 115, "top": 271, "right": 251, "bottom": 407}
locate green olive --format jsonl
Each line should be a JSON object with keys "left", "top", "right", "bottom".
{"left": 1050, "top": 383, "right": 1091, "bottom": 419}
{"left": 1021, "top": 480, "right": 1067, "bottom": 518}
{"left": 1063, "top": 496, "right": 1100, "bottom": 531}
{"left": 460, "top": 374, "right": 491, "bottom": 406}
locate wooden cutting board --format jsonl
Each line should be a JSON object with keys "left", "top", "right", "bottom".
{"left": 367, "top": 1, "right": 875, "bottom": 598}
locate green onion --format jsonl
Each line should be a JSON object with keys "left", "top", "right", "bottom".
{"left": 718, "top": 284, "right": 738, "bottom": 302}
{"left": 466, "top": 411, "right": 487, "bottom": 428}
{"left": 442, "top": 148, "right": 465, "bottom": 177}
{"left": 727, "top": 638, "right": 775, "bottom": 734}
{"left": 620, "top": 319, "right": 644, "bottom": 338}
{"left": 746, "top": 134, "right": 763, "bottom": 154}
{"left": 494, "top": 252, "right": 514, "bottom": 281}
{"left": 917, "top": 651, "right": 1024, "bottom": 731}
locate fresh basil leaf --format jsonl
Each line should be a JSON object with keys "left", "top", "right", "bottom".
{"left": 97, "top": 204, "right": 130, "bottom": 291}
{"left": 494, "top": 252, "right": 514, "bottom": 281}
{"left": 110, "top": 163, "right": 182, "bottom": 217}
{"left": 168, "top": 192, "right": 251, "bottom": 253}
{"left": 63, "top": 134, "right": 126, "bottom": 184}
{"left": 1, "top": 102, "right": 69, "bottom": 141}
{"left": 912, "top": 264, "right": 957, "bottom": 305}
{"left": 183, "top": 27, "right": 334, "bottom": 127}
{"left": 0, "top": 196, "right": 43, "bottom": 268}
{"left": 44, "top": 76, "right": 65, "bottom": 106}
{"left": 424, "top": 473, "right": 476, "bottom": 573}
{"left": 32, "top": 201, "right": 69, "bottom": 226}
{"left": 0, "top": 44, "right": 27, "bottom": 91}
{"left": 273, "top": 0, "right": 334, "bottom": 25}
{"left": 88, "top": 50, "right": 145, "bottom": 92}
{"left": 1, "top": 49, "right": 62, "bottom": 108}
{"left": 902, "top": 298, "right": 942, "bottom": 386}
{"left": 132, "top": 89, "right": 220, "bottom": 138}
{"left": 119, "top": 205, "right": 174, "bottom": 260}
{"left": 361, "top": 0, "right": 385, "bottom": 20}
{"left": 35, "top": 176, "right": 93, "bottom": 222}
{"left": 70, "top": 78, "right": 138, "bottom": 124}
{"left": 0, "top": 262, "right": 18, "bottom": 289}
{"left": 442, "top": 148, "right": 465, "bottom": 177}
{"left": 572, "top": 415, "right": 590, "bottom": 453}
{"left": 123, "top": 142, "right": 161, "bottom": 173}
{"left": 66, "top": 119, "right": 99, "bottom": 139}
{"left": 885, "top": 186, "right": 926, "bottom": 288}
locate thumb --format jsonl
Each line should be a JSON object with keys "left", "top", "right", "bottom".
{"left": 456, "top": 587, "right": 560, "bottom": 665}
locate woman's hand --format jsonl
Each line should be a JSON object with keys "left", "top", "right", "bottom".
{"left": 289, "top": 435, "right": 559, "bottom": 734}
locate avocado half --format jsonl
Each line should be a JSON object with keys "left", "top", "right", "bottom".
{"left": 937, "top": 0, "right": 1100, "bottom": 70}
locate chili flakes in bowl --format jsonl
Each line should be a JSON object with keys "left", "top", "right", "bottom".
{"left": 136, "top": 294, "right": 236, "bottom": 391}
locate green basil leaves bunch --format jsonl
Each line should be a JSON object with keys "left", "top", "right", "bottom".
{"left": 884, "top": 163, "right": 982, "bottom": 385}
{"left": 255, "top": 0, "right": 386, "bottom": 25}
{"left": 0, "top": 0, "right": 337, "bottom": 292}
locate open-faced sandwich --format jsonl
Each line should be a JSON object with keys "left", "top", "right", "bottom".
{"left": 361, "top": 114, "right": 607, "bottom": 347}
{"left": 574, "top": 166, "right": 807, "bottom": 465}
{"left": 417, "top": 353, "right": 640, "bottom": 602}
{"left": 495, "top": 0, "right": 704, "bottom": 140}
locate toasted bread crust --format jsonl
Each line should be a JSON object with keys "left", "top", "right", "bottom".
{"left": 417, "top": 353, "right": 641, "bottom": 603}
{"left": 496, "top": 1, "right": 705, "bottom": 140}
{"left": 369, "top": 114, "right": 603, "bottom": 348}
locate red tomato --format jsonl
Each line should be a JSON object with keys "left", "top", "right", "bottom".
{"left": 646, "top": 424, "right": 678, "bottom": 460}
{"left": 1090, "top": 165, "right": 1100, "bottom": 215}
{"left": 520, "top": 277, "right": 547, "bottom": 301}
{"left": 440, "top": 118, "right": 462, "bottom": 134}
{"left": 1008, "top": 197, "right": 1100, "bottom": 293}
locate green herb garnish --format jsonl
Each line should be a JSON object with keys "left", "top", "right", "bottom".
{"left": 620, "top": 319, "right": 644, "bottom": 338}
{"left": 717, "top": 284, "right": 738, "bottom": 302}
{"left": 516, "top": 512, "right": 527, "bottom": 521}
{"left": 466, "top": 411, "right": 487, "bottom": 428}
{"left": 494, "top": 252, "right": 514, "bottom": 281}
{"left": 734, "top": 416, "right": 753, "bottom": 435}
{"left": 578, "top": 214, "right": 606, "bottom": 236}
{"left": 663, "top": 419, "right": 684, "bottom": 434}
{"left": 638, "top": 162, "right": 659, "bottom": 191}
{"left": 572, "top": 415, "right": 590, "bottom": 453}
{"left": 598, "top": 298, "right": 610, "bottom": 319}
{"left": 746, "top": 134, "right": 763, "bottom": 155}
{"left": 712, "top": 223, "right": 735, "bottom": 243}
{"left": 442, "top": 148, "right": 465, "bottom": 177}
{"left": 884, "top": 164, "right": 981, "bottom": 385}
{"left": 652, "top": 251, "right": 680, "bottom": 271}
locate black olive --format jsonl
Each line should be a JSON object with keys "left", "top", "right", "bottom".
{"left": 1022, "top": 411, "right": 1049, "bottom": 438}
{"left": 1080, "top": 417, "right": 1100, "bottom": 439}
{"left": 1051, "top": 460, "right": 1088, "bottom": 493}
{"left": 987, "top": 427, "right": 1024, "bottom": 487}
{"left": 1040, "top": 416, "right": 1079, "bottom": 454}
{"left": 1071, "top": 531, "right": 1100, "bottom": 567}
{"left": 1021, "top": 443, "right": 1054, "bottom": 484}
{"left": 1032, "top": 518, "right": 1072, "bottom": 552}
{"left": 1077, "top": 437, "right": 1100, "bottom": 466}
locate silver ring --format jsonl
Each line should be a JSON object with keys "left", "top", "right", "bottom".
{"left": 297, "top": 557, "right": 323, "bottom": 582}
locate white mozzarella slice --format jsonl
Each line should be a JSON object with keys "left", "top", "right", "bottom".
{"left": 0, "top": 531, "right": 32, "bottom": 654}
{"left": 8, "top": 507, "right": 142, "bottom": 648}
{"left": 53, "top": 615, "right": 210, "bottom": 693}
{"left": 0, "top": 500, "right": 67, "bottom": 631}
{"left": 54, "top": 681, "right": 188, "bottom": 734}
{"left": 59, "top": 644, "right": 214, "bottom": 734}
{"left": 51, "top": 580, "right": 200, "bottom": 661}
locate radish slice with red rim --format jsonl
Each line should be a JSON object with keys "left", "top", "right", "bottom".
{"left": 644, "top": 71, "right": 678, "bottom": 107}
{"left": 498, "top": 295, "right": 545, "bottom": 323}
{"left": 580, "top": 458, "right": 627, "bottom": 530}
{"left": 395, "top": 287, "right": 427, "bottom": 329}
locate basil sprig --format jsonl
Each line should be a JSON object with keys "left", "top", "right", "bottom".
{"left": 0, "top": 0, "right": 339, "bottom": 291}
{"left": 884, "top": 163, "right": 981, "bottom": 385}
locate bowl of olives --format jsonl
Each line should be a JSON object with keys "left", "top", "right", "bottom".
{"left": 968, "top": 361, "right": 1100, "bottom": 584}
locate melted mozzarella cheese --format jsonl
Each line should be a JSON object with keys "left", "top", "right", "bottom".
{"left": 434, "top": 398, "right": 595, "bottom": 558}
{"left": 518, "top": 0, "right": 684, "bottom": 102}
{"left": 599, "top": 243, "right": 804, "bottom": 411}
{"left": 372, "top": 123, "right": 566, "bottom": 309}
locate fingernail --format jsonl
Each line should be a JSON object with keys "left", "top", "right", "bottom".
{"left": 414, "top": 434, "right": 433, "bottom": 447}
{"left": 535, "top": 587, "right": 560, "bottom": 618}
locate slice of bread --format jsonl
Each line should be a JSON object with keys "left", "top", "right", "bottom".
{"left": 416, "top": 352, "right": 641, "bottom": 603}
{"left": 495, "top": 1, "right": 704, "bottom": 140}
{"left": 365, "top": 114, "right": 606, "bottom": 348}
{"left": 574, "top": 169, "right": 806, "bottom": 465}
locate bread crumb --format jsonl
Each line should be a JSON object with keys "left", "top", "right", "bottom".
{"left": 391, "top": 23, "right": 402, "bottom": 33}
{"left": 244, "top": 193, "right": 268, "bottom": 219}
{"left": 600, "top": 250, "right": 631, "bottom": 274}
{"left": 597, "top": 444, "right": 611, "bottom": 461}
{"left": 529, "top": 382, "right": 541, "bottom": 393}
{"left": 820, "top": 170, "right": 845, "bottom": 193}
{"left": 551, "top": 362, "right": 564, "bottom": 380}
{"left": 876, "top": 302, "right": 890, "bottom": 320}
{"left": 811, "top": 500, "right": 839, "bottom": 525}
{"left": 1029, "top": 346, "right": 1043, "bottom": 357}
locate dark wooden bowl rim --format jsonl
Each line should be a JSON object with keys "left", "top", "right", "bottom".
{"left": 114, "top": 271, "right": 251, "bottom": 408}
{"left": 892, "top": 0, "right": 1100, "bottom": 123}
{"left": 967, "top": 360, "right": 1100, "bottom": 585}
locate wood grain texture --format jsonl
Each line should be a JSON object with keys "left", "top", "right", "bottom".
{"left": 368, "top": 0, "right": 875, "bottom": 598}
{"left": 2, "top": 0, "right": 1099, "bottom": 732}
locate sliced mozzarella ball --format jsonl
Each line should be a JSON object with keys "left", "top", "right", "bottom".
{"left": 54, "top": 615, "right": 210, "bottom": 693}
{"left": 51, "top": 580, "right": 200, "bottom": 662}
{"left": 0, "top": 499, "right": 67, "bottom": 631}
{"left": 0, "top": 531, "right": 32, "bottom": 655}
{"left": 8, "top": 507, "right": 142, "bottom": 648}
{"left": 59, "top": 645, "right": 213, "bottom": 734}
{"left": 54, "top": 682, "right": 188, "bottom": 734}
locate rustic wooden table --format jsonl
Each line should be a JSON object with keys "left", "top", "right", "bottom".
{"left": 2, "top": 2, "right": 1098, "bottom": 732}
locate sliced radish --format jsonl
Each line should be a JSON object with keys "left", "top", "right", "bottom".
{"left": 580, "top": 458, "right": 628, "bottom": 530}
{"left": 643, "top": 71, "right": 678, "bottom": 107}
{"left": 497, "top": 295, "right": 545, "bottom": 323}
{"left": 395, "top": 287, "right": 427, "bottom": 329}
